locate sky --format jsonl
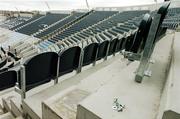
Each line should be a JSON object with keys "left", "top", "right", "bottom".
{"left": 0, "top": 0, "right": 165, "bottom": 11}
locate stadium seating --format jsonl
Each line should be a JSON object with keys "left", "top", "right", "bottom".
{"left": 16, "top": 13, "right": 69, "bottom": 35}
{"left": 52, "top": 11, "right": 118, "bottom": 41}
{"left": 35, "top": 12, "right": 85, "bottom": 38}
{"left": 97, "top": 40, "right": 109, "bottom": 60}
{"left": 162, "top": 8, "right": 180, "bottom": 29}
{"left": 58, "top": 46, "right": 81, "bottom": 76}
{"left": 11, "top": 15, "right": 44, "bottom": 30}
{"left": 129, "top": 14, "right": 152, "bottom": 53}
{"left": 82, "top": 43, "right": 98, "bottom": 66}
{"left": 0, "top": 70, "right": 17, "bottom": 91}
{"left": 18, "top": 52, "right": 58, "bottom": 92}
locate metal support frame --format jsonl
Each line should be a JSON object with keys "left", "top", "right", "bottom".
{"left": 21, "top": 65, "right": 26, "bottom": 99}
{"left": 122, "top": 51, "right": 141, "bottom": 61}
{"left": 104, "top": 41, "right": 110, "bottom": 61}
{"left": 93, "top": 46, "right": 99, "bottom": 66}
{"left": 54, "top": 57, "right": 60, "bottom": 84}
{"left": 122, "top": 14, "right": 161, "bottom": 83}
{"left": 15, "top": 65, "right": 26, "bottom": 99}
{"left": 135, "top": 14, "right": 161, "bottom": 83}
{"left": 77, "top": 48, "right": 84, "bottom": 73}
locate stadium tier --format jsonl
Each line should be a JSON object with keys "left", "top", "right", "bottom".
{"left": 0, "top": 1, "right": 179, "bottom": 119}
{"left": 0, "top": 1, "right": 175, "bottom": 91}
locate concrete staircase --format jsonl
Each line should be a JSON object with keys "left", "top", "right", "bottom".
{"left": 0, "top": 100, "right": 23, "bottom": 119}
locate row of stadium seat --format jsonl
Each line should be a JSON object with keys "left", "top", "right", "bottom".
{"left": 36, "top": 10, "right": 147, "bottom": 52}
{"left": 35, "top": 12, "right": 86, "bottom": 38}
{"left": 11, "top": 14, "right": 44, "bottom": 31}
{"left": 162, "top": 7, "right": 180, "bottom": 29}
{"left": 16, "top": 13, "right": 69, "bottom": 35}
{"left": 54, "top": 10, "right": 146, "bottom": 50}
{"left": 50, "top": 11, "right": 118, "bottom": 41}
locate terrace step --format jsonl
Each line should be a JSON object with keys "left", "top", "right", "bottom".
{"left": 42, "top": 88, "right": 90, "bottom": 119}
{"left": 1, "top": 91, "right": 20, "bottom": 112}
{"left": 0, "top": 112, "right": 14, "bottom": 119}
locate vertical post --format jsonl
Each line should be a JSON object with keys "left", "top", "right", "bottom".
{"left": 114, "top": 38, "right": 119, "bottom": 56}
{"left": 54, "top": 56, "right": 60, "bottom": 84}
{"left": 20, "top": 65, "right": 26, "bottom": 99}
{"left": 135, "top": 14, "right": 161, "bottom": 83}
{"left": 93, "top": 46, "right": 99, "bottom": 66}
{"left": 104, "top": 41, "right": 110, "bottom": 61}
{"left": 77, "top": 48, "right": 84, "bottom": 73}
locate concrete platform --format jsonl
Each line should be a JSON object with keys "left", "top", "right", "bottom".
{"left": 76, "top": 33, "right": 173, "bottom": 119}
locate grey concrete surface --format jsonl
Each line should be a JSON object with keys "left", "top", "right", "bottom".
{"left": 77, "top": 33, "right": 173, "bottom": 119}
{"left": 162, "top": 32, "right": 180, "bottom": 119}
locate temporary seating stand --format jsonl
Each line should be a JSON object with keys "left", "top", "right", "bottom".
{"left": 123, "top": 2, "right": 170, "bottom": 83}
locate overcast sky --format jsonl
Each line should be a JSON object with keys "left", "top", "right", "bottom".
{"left": 0, "top": 0, "right": 164, "bottom": 11}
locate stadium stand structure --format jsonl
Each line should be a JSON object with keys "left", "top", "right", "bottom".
{"left": 0, "top": 1, "right": 179, "bottom": 119}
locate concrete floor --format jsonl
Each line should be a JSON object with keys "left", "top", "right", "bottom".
{"left": 77, "top": 33, "right": 173, "bottom": 119}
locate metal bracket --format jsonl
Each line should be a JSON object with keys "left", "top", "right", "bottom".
{"left": 135, "top": 14, "right": 161, "bottom": 83}
{"left": 112, "top": 98, "right": 125, "bottom": 112}
{"left": 122, "top": 50, "right": 141, "bottom": 61}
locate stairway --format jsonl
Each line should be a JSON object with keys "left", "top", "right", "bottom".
{"left": 0, "top": 102, "right": 23, "bottom": 119}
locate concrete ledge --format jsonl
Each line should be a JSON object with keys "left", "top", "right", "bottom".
{"left": 42, "top": 87, "right": 90, "bottom": 119}
{"left": 162, "top": 32, "right": 180, "bottom": 119}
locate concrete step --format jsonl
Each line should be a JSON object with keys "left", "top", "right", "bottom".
{"left": 42, "top": 87, "right": 90, "bottom": 119}
{"left": 15, "top": 116, "right": 23, "bottom": 119}
{"left": 10, "top": 98, "right": 22, "bottom": 117}
{"left": 0, "top": 104, "right": 5, "bottom": 115}
{"left": 1, "top": 91, "right": 20, "bottom": 112}
{"left": 161, "top": 32, "right": 180, "bottom": 119}
{"left": 0, "top": 112, "right": 14, "bottom": 119}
